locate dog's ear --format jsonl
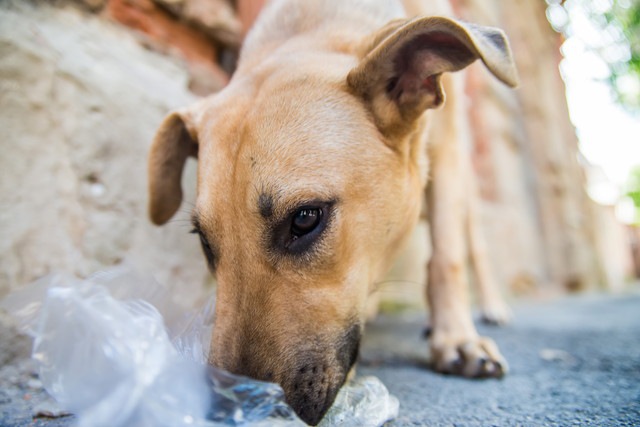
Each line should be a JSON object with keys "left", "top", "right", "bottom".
{"left": 348, "top": 16, "right": 518, "bottom": 135}
{"left": 148, "top": 108, "right": 199, "bottom": 225}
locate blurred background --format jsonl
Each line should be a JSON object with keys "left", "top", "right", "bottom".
{"left": 1, "top": 0, "right": 639, "bottom": 307}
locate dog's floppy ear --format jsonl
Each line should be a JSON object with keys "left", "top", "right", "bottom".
{"left": 148, "top": 108, "right": 199, "bottom": 225}
{"left": 348, "top": 16, "right": 518, "bottom": 135}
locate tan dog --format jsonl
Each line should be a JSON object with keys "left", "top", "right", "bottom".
{"left": 148, "top": 0, "right": 517, "bottom": 424}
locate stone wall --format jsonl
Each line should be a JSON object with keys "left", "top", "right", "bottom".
{"left": 0, "top": 1, "right": 209, "bottom": 301}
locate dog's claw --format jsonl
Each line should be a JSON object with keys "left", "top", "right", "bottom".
{"left": 431, "top": 336, "right": 508, "bottom": 378}
{"left": 451, "top": 356, "right": 464, "bottom": 372}
{"left": 479, "top": 357, "right": 503, "bottom": 377}
{"left": 421, "top": 325, "right": 433, "bottom": 339}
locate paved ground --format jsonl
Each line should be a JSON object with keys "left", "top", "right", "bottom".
{"left": 360, "top": 291, "right": 640, "bottom": 426}
{"left": 1, "top": 291, "right": 639, "bottom": 426}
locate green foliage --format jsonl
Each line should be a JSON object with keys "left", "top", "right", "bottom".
{"left": 553, "top": 0, "right": 640, "bottom": 113}
{"left": 626, "top": 166, "right": 640, "bottom": 224}
{"left": 603, "top": 0, "right": 640, "bottom": 111}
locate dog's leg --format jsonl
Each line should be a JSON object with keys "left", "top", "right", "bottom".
{"left": 426, "top": 73, "right": 507, "bottom": 378}
{"left": 466, "top": 179, "right": 512, "bottom": 325}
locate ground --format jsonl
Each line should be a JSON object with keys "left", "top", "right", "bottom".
{"left": 360, "top": 291, "right": 640, "bottom": 426}
{"left": 1, "top": 291, "right": 639, "bottom": 426}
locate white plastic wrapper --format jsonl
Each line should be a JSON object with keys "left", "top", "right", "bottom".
{"left": 1, "top": 266, "right": 399, "bottom": 427}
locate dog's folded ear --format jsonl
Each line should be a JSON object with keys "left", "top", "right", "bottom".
{"left": 348, "top": 16, "right": 518, "bottom": 135}
{"left": 148, "top": 108, "right": 199, "bottom": 225}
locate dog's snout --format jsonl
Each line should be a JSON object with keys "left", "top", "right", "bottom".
{"left": 214, "top": 350, "right": 342, "bottom": 425}
{"left": 211, "top": 322, "right": 361, "bottom": 425}
{"left": 286, "top": 325, "right": 361, "bottom": 425}
{"left": 287, "top": 362, "right": 336, "bottom": 425}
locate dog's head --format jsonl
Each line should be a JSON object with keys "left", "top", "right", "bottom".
{"left": 148, "top": 16, "right": 516, "bottom": 425}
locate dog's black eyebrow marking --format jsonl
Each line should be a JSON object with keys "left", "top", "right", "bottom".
{"left": 258, "top": 193, "right": 274, "bottom": 219}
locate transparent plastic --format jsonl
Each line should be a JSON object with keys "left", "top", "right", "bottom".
{"left": 1, "top": 266, "right": 399, "bottom": 427}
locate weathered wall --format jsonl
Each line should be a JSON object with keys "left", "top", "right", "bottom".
{"left": 453, "top": 0, "right": 629, "bottom": 294}
{"left": 0, "top": 0, "right": 633, "bottom": 303}
{"left": 0, "top": 1, "right": 209, "bottom": 301}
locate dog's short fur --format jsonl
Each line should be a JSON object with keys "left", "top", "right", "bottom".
{"left": 148, "top": 0, "right": 517, "bottom": 424}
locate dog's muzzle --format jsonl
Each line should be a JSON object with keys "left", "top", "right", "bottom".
{"left": 214, "top": 323, "right": 361, "bottom": 425}
{"left": 283, "top": 324, "right": 361, "bottom": 425}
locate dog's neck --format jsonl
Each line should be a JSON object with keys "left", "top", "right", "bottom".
{"left": 237, "top": 0, "right": 406, "bottom": 72}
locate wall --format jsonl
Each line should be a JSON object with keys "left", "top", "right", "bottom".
{"left": 0, "top": 0, "right": 633, "bottom": 303}
{"left": 0, "top": 1, "right": 209, "bottom": 302}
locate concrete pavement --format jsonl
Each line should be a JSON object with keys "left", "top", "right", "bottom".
{"left": 359, "top": 291, "right": 640, "bottom": 426}
{"left": 1, "top": 291, "right": 639, "bottom": 426}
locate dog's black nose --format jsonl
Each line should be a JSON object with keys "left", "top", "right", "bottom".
{"left": 285, "top": 362, "right": 339, "bottom": 426}
{"left": 291, "top": 397, "right": 333, "bottom": 426}
{"left": 285, "top": 326, "right": 361, "bottom": 425}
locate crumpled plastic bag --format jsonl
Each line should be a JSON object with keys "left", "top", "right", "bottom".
{"left": 1, "top": 266, "right": 399, "bottom": 427}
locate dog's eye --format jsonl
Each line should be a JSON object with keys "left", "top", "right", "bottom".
{"left": 269, "top": 201, "right": 335, "bottom": 256}
{"left": 291, "top": 208, "right": 322, "bottom": 238}
{"left": 190, "top": 226, "right": 217, "bottom": 270}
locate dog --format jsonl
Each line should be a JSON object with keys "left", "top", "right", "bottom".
{"left": 147, "top": 0, "right": 517, "bottom": 424}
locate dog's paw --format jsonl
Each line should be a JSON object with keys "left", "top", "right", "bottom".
{"left": 479, "top": 301, "right": 512, "bottom": 326}
{"left": 430, "top": 335, "right": 508, "bottom": 378}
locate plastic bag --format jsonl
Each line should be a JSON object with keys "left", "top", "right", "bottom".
{"left": 1, "top": 266, "right": 399, "bottom": 427}
{"left": 321, "top": 377, "right": 399, "bottom": 427}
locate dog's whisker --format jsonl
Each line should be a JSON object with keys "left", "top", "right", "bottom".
{"left": 176, "top": 206, "right": 195, "bottom": 215}
{"left": 164, "top": 218, "right": 195, "bottom": 228}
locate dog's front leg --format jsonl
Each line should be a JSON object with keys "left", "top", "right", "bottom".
{"left": 425, "top": 74, "right": 507, "bottom": 378}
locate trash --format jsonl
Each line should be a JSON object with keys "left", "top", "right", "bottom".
{"left": 205, "top": 368, "right": 303, "bottom": 426}
{"left": 32, "top": 399, "right": 72, "bottom": 419}
{"left": 539, "top": 348, "right": 574, "bottom": 363}
{"left": 319, "top": 376, "right": 399, "bottom": 427}
{"left": 1, "top": 266, "right": 399, "bottom": 426}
